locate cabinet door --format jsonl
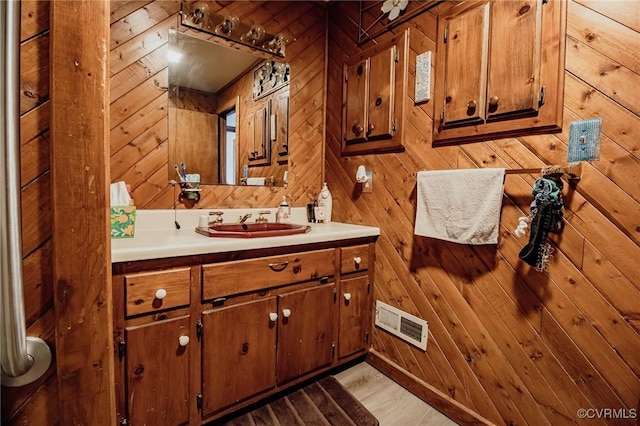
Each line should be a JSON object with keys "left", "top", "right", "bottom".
{"left": 433, "top": 0, "right": 564, "bottom": 145}
{"left": 273, "top": 87, "right": 290, "bottom": 157}
{"left": 441, "top": 3, "right": 489, "bottom": 126}
{"left": 277, "top": 284, "right": 335, "bottom": 384}
{"left": 344, "top": 59, "right": 369, "bottom": 143}
{"left": 246, "top": 98, "right": 270, "bottom": 166}
{"left": 201, "top": 298, "right": 277, "bottom": 416}
{"left": 486, "top": 0, "right": 541, "bottom": 119}
{"left": 367, "top": 47, "right": 395, "bottom": 139}
{"left": 125, "top": 316, "right": 191, "bottom": 426}
{"left": 339, "top": 275, "right": 371, "bottom": 359}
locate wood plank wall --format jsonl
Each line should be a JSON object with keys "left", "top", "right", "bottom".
{"left": 4, "top": 0, "right": 637, "bottom": 424}
{"left": 4, "top": 1, "right": 326, "bottom": 422}
{"left": 109, "top": 0, "right": 327, "bottom": 210}
{"left": 327, "top": 1, "right": 640, "bottom": 424}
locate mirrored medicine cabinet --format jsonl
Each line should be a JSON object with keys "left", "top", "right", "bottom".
{"left": 167, "top": 28, "right": 291, "bottom": 187}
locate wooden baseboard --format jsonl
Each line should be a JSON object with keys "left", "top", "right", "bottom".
{"left": 366, "top": 350, "right": 496, "bottom": 426}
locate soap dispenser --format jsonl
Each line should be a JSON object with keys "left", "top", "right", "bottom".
{"left": 317, "top": 182, "right": 332, "bottom": 222}
{"left": 276, "top": 196, "right": 291, "bottom": 223}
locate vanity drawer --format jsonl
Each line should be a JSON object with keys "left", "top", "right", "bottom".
{"left": 202, "top": 249, "right": 335, "bottom": 300}
{"left": 125, "top": 267, "right": 191, "bottom": 317}
{"left": 340, "top": 245, "right": 370, "bottom": 274}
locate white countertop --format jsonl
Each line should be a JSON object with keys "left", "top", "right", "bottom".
{"left": 111, "top": 208, "right": 380, "bottom": 263}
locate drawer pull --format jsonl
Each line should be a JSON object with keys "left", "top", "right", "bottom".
{"left": 344, "top": 293, "right": 352, "bottom": 301}
{"left": 268, "top": 261, "right": 289, "bottom": 272}
{"left": 354, "top": 257, "right": 362, "bottom": 265}
{"left": 178, "top": 335, "right": 190, "bottom": 347}
{"left": 282, "top": 308, "right": 291, "bottom": 318}
{"left": 155, "top": 288, "right": 167, "bottom": 299}
{"left": 269, "top": 312, "right": 278, "bottom": 322}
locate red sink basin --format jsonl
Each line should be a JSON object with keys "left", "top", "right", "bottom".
{"left": 196, "top": 222, "right": 311, "bottom": 238}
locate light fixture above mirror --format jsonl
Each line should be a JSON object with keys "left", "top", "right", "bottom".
{"left": 181, "top": 1, "right": 287, "bottom": 57}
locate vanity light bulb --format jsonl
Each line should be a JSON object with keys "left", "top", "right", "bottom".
{"left": 190, "top": 2, "right": 209, "bottom": 26}
{"left": 242, "top": 24, "right": 265, "bottom": 44}
{"left": 216, "top": 14, "right": 239, "bottom": 36}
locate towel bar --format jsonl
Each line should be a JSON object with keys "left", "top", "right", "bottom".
{"left": 413, "top": 164, "right": 582, "bottom": 182}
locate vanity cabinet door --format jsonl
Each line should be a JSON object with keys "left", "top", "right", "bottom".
{"left": 338, "top": 275, "right": 371, "bottom": 359}
{"left": 124, "top": 316, "right": 191, "bottom": 426}
{"left": 277, "top": 283, "right": 336, "bottom": 384}
{"left": 200, "top": 298, "right": 277, "bottom": 417}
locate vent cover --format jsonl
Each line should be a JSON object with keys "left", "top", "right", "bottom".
{"left": 375, "top": 301, "right": 428, "bottom": 351}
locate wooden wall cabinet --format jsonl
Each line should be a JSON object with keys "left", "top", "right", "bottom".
{"left": 245, "top": 86, "right": 290, "bottom": 167}
{"left": 433, "top": 0, "right": 566, "bottom": 145}
{"left": 342, "top": 29, "right": 409, "bottom": 155}
{"left": 246, "top": 97, "right": 271, "bottom": 166}
{"left": 112, "top": 239, "right": 375, "bottom": 425}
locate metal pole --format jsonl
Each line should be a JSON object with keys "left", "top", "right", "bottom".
{"left": 1, "top": 0, "right": 52, "bottom": 387}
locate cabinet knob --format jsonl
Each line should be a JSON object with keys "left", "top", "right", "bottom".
{"left": 269, "top": 312, "right": 278, "bottom": 322}
{"left": 367, "top": 123, "right": 375, "bottom": 133}
{"left": 488, "top": 96, "right": 499, "bottom": 112}
{"left": 344, "top": 293, "right": 352, "bottom": 301}
{"left": 466, "top": 100, "right": 477, "bottom": 114}
{"left": 354, "top": 256, "right": 362, "bottom": 265}
{"left": 155, "top": 288, "right": 167, "bottom": 300}
{"left": 178, "top": 335, "right": 189, "bottom": 347}
{"left": 352, "top": 124, "right": 364, "bottom": 136}
{"left": 282, "top": 308, "right": 291, "bottom": 318}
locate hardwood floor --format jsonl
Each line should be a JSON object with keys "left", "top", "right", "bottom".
{"left": 334, "top": 362, "right": 459, "bottom": 426}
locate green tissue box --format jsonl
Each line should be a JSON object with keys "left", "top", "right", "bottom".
{"left": 110, "top": 206, "right": 136, "bottom": 238}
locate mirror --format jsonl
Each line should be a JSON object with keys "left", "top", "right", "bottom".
{"left": 168, "top": 29, "right": 290, "bottom": 187}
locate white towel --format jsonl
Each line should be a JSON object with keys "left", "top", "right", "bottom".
{"left": 246, "top": 177, "right": 266, "bottom": 186}
{"left": 414, "top": 168, "right": 505, "bottom": 245}
{"left": 110, "top": 181, "right": 132, "bottom": 207}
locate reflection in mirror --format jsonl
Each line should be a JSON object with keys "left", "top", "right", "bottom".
{"left": 168, "top": 29, "right": 290, "bottom": 187}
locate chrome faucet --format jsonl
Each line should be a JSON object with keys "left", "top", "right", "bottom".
{"left": 255, "top": 211, "right": 271, "bottom": 224}
{"left": 209, "top": 211, "right": 224, "bottom": 225}
{"left": 238, "top": 213, "right": 252, "bottom": 224}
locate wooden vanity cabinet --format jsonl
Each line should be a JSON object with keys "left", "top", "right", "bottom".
{"left": 112, "top": 265, "right": 197, "bottom": 426}
{"left": 433, "top": 0, "right": 566, "bottom": 145}
{"left": 338, "top": 244, "right": 373, "bottom": 359}
{"left": 113, "top": 239, "right": 376, "bottom": 425}
{"left": 200, "top": 281, "right": 337, "bottom": 417}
